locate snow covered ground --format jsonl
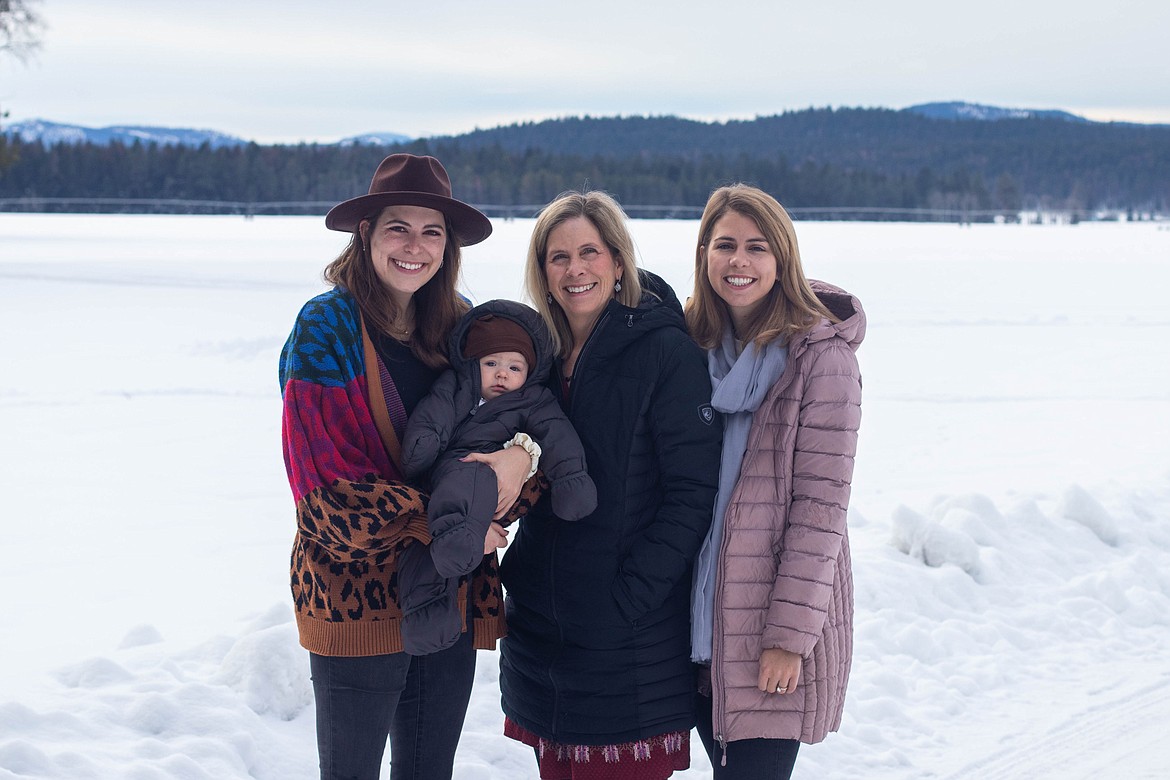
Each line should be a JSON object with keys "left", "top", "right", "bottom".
{"left": 1, "top": 213, "right": 1168, "bottom": 779}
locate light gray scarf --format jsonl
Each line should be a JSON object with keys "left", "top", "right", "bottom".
{"left": 690, "top": 328, "right": 787, "bottom": 663}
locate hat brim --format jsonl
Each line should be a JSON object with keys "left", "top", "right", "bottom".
{"left": 325, "top": 191, "right": 493, "bottom": 246}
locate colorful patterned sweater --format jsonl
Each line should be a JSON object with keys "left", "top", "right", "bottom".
{"left": 279, "top": 287, "right": 511, "bottom": 656}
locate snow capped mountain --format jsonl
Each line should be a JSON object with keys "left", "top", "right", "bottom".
{"left": 3, "top": 119, "right": 250, "bottom": 148}
{"left": 904, "top": 101, "right": 1090, "bottom": 123}
{"left": 2, "top": 120, "right": 414, "bottom": 148}
{"left": 6, "top": 119, "right": 90, "bottom": 145}
{"left": 338, "top": 131, "right": 413, "bottom": 146}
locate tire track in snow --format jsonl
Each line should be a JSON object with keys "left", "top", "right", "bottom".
{"left": 940, "top": 674, "right": 1170, "bottom": 779}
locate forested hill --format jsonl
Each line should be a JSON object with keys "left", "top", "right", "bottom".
{"left": 429, "top": 109, "right": 1169, "bottom": 209}
{"left": 440, "top": 109, "right": 1158, "bottom": 170}
{"left": 2, "top": 108, "right": 1167, "bottom": 217}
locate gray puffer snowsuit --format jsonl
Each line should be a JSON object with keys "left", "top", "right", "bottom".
{"left": 398, "top": 299, "right": 597, "bottom": 655}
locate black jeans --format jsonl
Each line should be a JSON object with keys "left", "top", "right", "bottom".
{"left": 310, "top": 626, "right": 476, "bottom": 780}
{"left": 695, "top": 690, "right": 800, "bottom": 779}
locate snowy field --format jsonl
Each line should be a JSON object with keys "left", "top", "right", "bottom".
{"left": 1, "top": 213, "right": 1168, "bottom": 779}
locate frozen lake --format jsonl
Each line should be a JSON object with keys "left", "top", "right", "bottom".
{"left": 1, "top": 213, "right": 1168, "bottom": 778}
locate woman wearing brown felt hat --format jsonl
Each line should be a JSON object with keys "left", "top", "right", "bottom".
{"left": 279, "top": 153, "right": 533, "bottom": 779}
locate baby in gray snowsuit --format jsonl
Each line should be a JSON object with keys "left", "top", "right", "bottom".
{"left": 398, "top": 299, "right": 597, "bottom": 655}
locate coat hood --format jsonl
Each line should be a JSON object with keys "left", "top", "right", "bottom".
{"left": 448, "top": 299, "right": 556, "bottom": 390}
{"left": 585, "top": 269, "right": 689, "bottom": 360}
{"left": 805, "top": 279, "right": 866, "bottom": 352}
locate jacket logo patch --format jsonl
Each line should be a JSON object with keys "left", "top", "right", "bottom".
{"left": 698, "top": 404, "right": 715, "bottom": 425}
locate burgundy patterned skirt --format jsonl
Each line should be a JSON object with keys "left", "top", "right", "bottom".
{"left": 504, "top": 717, "right": 690, "bottom": 780}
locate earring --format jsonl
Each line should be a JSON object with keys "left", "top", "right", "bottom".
{"left": 614, "top": 279, "right": 622, "bottom": 294}
{"left": 546, "top": 292, "right": 555, "bottom": 306}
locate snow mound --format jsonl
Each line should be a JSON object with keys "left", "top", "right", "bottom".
{"left": 214, "top": 621, "right": 312, "bottom": 721}
{"left": 53, "top": 658, "right": 135, "bottom": 689}
{"left": 119, "top": 624, "right": 165, "bottom": 649}
{"left": 1058, "top": 484, "right": 1121, "bottom": 545}
{"left": 0, "top": 612, "right": 316, "bottom": 779}
{"left": 890, "top": 503, "right": 982, "bottom": 575}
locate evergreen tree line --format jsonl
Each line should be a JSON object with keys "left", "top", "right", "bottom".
{"left": 2, "top": 108, "right": 1166, "bottom": 218}
{"left": 444, "top": 110, "right": 1170, "bottom": 211}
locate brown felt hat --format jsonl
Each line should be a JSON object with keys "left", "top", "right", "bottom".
{"left": 325, "top": 154, "right": 492, "bottom": 246}
{"left": 463, "top": 315, "right": 536, "bottom": 369}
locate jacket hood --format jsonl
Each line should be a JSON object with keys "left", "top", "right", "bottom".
{"left": 806, "top": 279, "right": 866, "bottom": 352}
{"left": 587, "top": 269, "right": 688, "bottom": 359}
{"left": 638, "top": 269, "right": 685, "bottom": 316}
{"left": 448, "top": 299, "right": 556, "bottom": 389}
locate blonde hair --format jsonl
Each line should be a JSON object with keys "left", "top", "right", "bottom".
{"left": 323, "top": 207, "right": 468, "bottom": 369}
{"left": 524, "top": 190, "right": 643, "bottom": 358}
{"left": 685, "top": 184, "right": 836, "bottom": 350}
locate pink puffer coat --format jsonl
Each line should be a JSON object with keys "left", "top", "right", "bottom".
{"left": 710, "top": 280, "right": 864, "bottom": 747}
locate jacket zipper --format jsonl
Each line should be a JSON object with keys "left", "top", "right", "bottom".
{"left": 548, "top": 519, "right": 562, "bottom": 734}
{"left": 564, "top": 310, "right": 611, "bottom": 417}
{"left": 549, "top": 309, "right": 612, "bottom": 734}
{"left": 711, "top": 517, "right": 731, "bottom": 767}
{"left": 711, "top": 414, "right": 750, "bottom": 768}
{"left": 712, "top": 406, "right": 749, "bottom": 764}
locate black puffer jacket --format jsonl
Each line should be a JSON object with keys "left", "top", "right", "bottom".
{"left": 500, "top": 272, "right": 723, "bottom": 745}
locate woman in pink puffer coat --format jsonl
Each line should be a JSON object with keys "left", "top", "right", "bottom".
{"left": 685, "top": 184, "right": 864, "bottom": 778}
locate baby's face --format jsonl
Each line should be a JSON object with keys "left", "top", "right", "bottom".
{"left": 479, "top": 351, "right": 529, "bottom": 399}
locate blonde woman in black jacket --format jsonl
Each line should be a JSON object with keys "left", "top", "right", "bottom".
{"left": 499, "top": 190, "right": 723, "bottom": 779}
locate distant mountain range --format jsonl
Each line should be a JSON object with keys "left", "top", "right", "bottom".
{"left": 903, "top": 101, "right": 1091, "bottom": 123}
{"left": 0, "top": 119, "right": 413, "bottom": 148}
{"left": 3, "top": 102, "right": 1159, "bottom": 149}
{"left": 4, "top": 101, "right": 1166, "bottom": 217}
{"left": 2, "top": 120, "right": 250, "bottom": 148}
{"left": 337, "top": 131, "right": 416, "bottom": 147}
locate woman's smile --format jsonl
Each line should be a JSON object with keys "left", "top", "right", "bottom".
{"left": 544, "top": 217, "right": 622, "bottom": 336}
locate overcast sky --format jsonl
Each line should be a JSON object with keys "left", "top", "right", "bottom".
{"left": 2, "top": 0, "right": 1167, "bottom": 143}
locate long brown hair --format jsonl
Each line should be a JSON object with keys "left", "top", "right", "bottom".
{"left": 523, "top": 190, "right": 643, "bottom": 358}
{"left": 323, "top": 207, "right": 468, "bottom": 368}
{"left": 685, "top": 184, "right": 836, "bottom": 350}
